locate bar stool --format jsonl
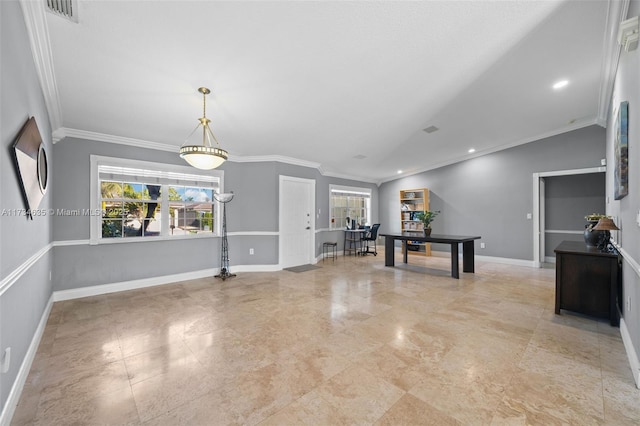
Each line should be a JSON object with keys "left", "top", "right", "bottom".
{"left": 323, "top": 242, "right": 337, "bottom": 262}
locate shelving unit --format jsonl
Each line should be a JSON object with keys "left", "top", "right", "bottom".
{"left": 400, "top": 188, "right": 431, "bottom": 256}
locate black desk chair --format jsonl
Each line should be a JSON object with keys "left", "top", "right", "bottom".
{"left": 361, "top": 224, "right": 380, "bottom": 256}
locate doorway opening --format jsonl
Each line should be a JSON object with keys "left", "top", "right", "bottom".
{"left": 533, "top": 166, "right": 606, "bottom": 267}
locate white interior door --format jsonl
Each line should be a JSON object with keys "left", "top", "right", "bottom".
{"left": 279, "top": 176, "right": 315, "bottom": 268}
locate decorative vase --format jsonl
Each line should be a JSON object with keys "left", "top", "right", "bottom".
{"left": 584, "top": 221, "right": 605, "bottom": 247}
{"left": 424, "top": 228, "right": 432, "bottom": 236}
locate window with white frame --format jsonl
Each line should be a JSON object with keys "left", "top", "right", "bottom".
{"left": 329, "top": 185, "right": 371, "bottom": 230}
{"left": 90, "top": 156, "right": 223, "bottom": 243}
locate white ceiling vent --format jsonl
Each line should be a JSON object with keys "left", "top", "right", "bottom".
{"left": 423, "top": 126, "right": 439, "bottom": 134}
{"left": 46, "top": 0, "right": 78, "bottom": 22}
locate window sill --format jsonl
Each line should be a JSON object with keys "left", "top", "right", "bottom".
{"left": 89, "top": 232, "right": 218, "bottom": 245}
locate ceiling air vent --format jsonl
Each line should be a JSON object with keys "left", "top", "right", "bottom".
{"left": 46, "top": 0, "right": 78, "bottom": 22}
{"left": 423, "top": 126, "right": 439, "bottom": 134}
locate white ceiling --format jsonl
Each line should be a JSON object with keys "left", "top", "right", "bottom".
{"left": 32, "top": 0, "right": 615, "bottom": 183}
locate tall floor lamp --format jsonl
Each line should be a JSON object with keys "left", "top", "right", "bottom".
{"left": 214, "top": 192, "right": 235, "bottom": 280}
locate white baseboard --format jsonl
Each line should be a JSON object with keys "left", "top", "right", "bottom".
{"left": 0, "top": 294, "right": 53, "bottom": 426}
{"left": 54, "top": 269, "right": 218, "bottom": 301}
{"left": 53, "top": 265, "right": 284, "bottom": 301}
{"left": 233, "top": 264, "right": 283, "bottom": 273}
{"left": 620, "top": 318, "right": 640, "bottom": 389}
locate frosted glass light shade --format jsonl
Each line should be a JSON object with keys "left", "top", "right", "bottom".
{"left": 179, "top": 145, "right": 227, "bottom": 170}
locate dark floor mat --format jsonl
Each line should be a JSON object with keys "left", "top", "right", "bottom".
{"left": 284, "top": 264, "right": 320, "bottom": 273}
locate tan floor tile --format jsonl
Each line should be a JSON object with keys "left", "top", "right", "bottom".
{"left": 259, "top": 389, "right": 356, "bottom": 425}
{"left": 10, "top": 254, "right": 639, "bottom": 425}
{"left": 494, "top": 369, "right": 604, "bottom": 425}
{"left": 131, "top": 368, "right": 219, "bottom": 423}
{"left": 34, "top": 386, "right": 140, "bottom": 426}
{"left": 314, "top": 365, "right": 405, "bottom": 423}
{"left": 37, "top": 360, "right": 131, "bottom": 410}
{"left": 124, "top": 340, "right": 202, "bottom": 384}
{"left": 376, "top": 393, "right": 461, "bottom": 425}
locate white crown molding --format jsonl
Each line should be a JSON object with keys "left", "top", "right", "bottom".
{"left": 378, "top": 118, "right": 600, "bottom": 185}
{"left": 54, "top": 127, "right": 381, "bottom": 182}
{"left": 321, "top": 170, "right": 379, "bottom": 184}
{"left": 229, "top": 154, "right": 321, "bottom": 170}
{"left": 597, "top": 0, "right": 630, "bottom": 125}
{"left": 20, "top": 0, "right": 63, "bottom": 131}
{"left": 52, "top": 127, "right": 178, "bottom": 152}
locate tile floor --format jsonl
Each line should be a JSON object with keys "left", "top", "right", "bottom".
{"left": 11, "top": 251, "right": 640, "bottom": 425}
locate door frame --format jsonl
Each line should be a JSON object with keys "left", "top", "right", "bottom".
{"left": 532, "top": 166, "right": 606, "bottom": 267}
{"left": 278, "top": 175, "right": 316, "bottom": 268}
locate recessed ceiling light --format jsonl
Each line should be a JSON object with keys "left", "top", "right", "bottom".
{"left": 468, "top": 148, "right": 476, "bottom": 153}
{"left": 553, "top": 80, "right": 569, "bottom": 90}
{"left": 397, "top": 170, "right": 403, "bottom": 174}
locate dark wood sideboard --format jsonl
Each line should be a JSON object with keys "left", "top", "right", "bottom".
{"left": 554, "top": 240, "right": 622, "bottom": 326}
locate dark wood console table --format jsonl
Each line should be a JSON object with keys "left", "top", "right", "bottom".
{"left": 554, "top": 240, "right": 621, "bottom": 326}
{"left": 380, "top": 233, "right": 481, "bottom": 279}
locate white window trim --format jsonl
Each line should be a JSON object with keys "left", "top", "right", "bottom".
{"left": 90, "top": 155, "right": 224, "bottom": 245}
{"left": 329, "top": 184, "right": 372, "bottom": 230}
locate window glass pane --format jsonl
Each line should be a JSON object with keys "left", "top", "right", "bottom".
{"left": 168, "top": 186, "right": 185, "bottom": 201}
{"left": 101, "top": 181, "right": 123, "bottom": 199}
{"left": 123, "top": 183, "right": 144, "bottom": 200}
{"left": 184, "top": 187, "right": 212, "bottom": 202}
{"left": 144, "top": 184, "right": 161, "bottom": 201}
{"left": 143, "top": 203, "right": 161, "bottom": 237}
{"left": 102, "top": 219, "right": 122, "bottom": 238}
{"left": 183, "top": 203, "right": 212, "bottom": 233}
{"left": 103, "top": 201, "right": 124, "bottom": 219}
{"left": 123, "top": 202, "right": 145, "bottom": 237}
{"left": 124, "top": 201, "right": 144, "bottom": 222}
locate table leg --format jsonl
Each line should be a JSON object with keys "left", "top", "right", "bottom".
{"left": 343, "top": 232, "right": 347, "bottom": 256}
{"left": 462, "top": 241, "right": 475, "bottom": 273}
{"left": 384, "top": 236, "right": 395, "bottom": 266}
{"left": 403, "top": 241, "right": 408, "bottom": 263}
{"left": 451, "top": 243, "right": 459, "bottom": 279}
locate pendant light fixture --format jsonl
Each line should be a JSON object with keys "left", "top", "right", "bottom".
{"left": 179, "top": 87, "right": 228, "bottom": 170}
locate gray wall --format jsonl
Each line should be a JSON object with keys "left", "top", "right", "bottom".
{"left": 51, "top": 138, "right": 378, "bottom": 290}
{"left": 379, "top": 125, "right": 606, "bottom": 260}
{"left": 0, "top": 0, "right": 54, "bottom": 416}
{"left": 543, "top": 173, "right": 605, "bottom": 257}
{"left": 607, "top": 0, "right": 640, "bottom": 375}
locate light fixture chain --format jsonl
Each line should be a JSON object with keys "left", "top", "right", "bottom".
{"left": 202, "top": 89, "right": 207, "bottom": 119}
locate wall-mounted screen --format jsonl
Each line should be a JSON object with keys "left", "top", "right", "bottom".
{"left": 12, "top": 117, "right": 48, "bottom": 219}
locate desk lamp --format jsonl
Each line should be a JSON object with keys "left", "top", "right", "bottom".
{"left": 592, "top": 217, "right": 620, "bottom": 251}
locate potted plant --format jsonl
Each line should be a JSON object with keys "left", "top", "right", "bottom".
{"left": 416, "top": 210, "right": 440, "bottom": 236}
